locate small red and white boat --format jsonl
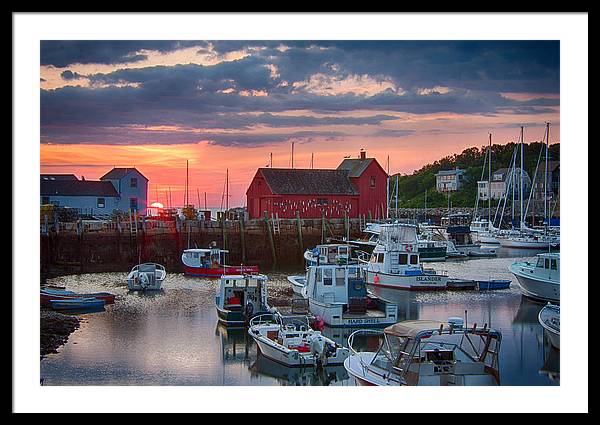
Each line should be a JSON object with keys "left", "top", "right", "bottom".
{"left": 182, "top": 245, "right": 259, "bottom": 277}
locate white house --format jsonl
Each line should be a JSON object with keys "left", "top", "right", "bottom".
{"left": 477, "top": 180, "right": 490, "bottom": 200}
{"left": 40, "top": 167, "right": 149, "bottom": 216}
{"left": 41, "top": 175, "right": 120, "bottom": 216}
{"left": 489, "top": 167, "right": 531, "bottom": 200}
{"left": 100, "top": 167, "right": 149, "bottom": 214}
{"left": 435, "top": 168, "right": 465, "bottom": 192}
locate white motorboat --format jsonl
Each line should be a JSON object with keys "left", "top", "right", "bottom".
{"left": 248, "top": 313, "right": 349, "bottom": 367}
{"left": 288, "top": 275, "right": 307, "bottom": 296}
{"left": 538, "top": 303, "right": 560, "bottom": 350}
{"left": 126, "top": 263, "right": 166, "bottom": 291}
{"left": 344, "top": 318, "right": 502, "bottom": 386}
{"left": 215, "top": 274, "right": 271, "bottom": 326}
{"left": 509, "top": 252, "right": 560, "bottom": 302}
{"left": 360, "top": 223, "right": 449, "bottom": 290}
{"left": 290, "top": 263, "right": 398, "bottom": 328}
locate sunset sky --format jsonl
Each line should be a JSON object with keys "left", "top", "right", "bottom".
{"left": 40, "top": 40, "right": 560, "bottom": 208}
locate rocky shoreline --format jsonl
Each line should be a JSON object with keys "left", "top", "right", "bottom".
{"left": 40, "top": 309, "right": 81, "bottom": 358}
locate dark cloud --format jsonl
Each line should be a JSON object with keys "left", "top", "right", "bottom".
{"left": 41, "top": 40, "right": 206, "bottom": 67}
{"left": 40, "top": 40, "right": 560, "bottom": 147}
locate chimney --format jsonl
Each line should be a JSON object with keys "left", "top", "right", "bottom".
{"left": 360, "top": 149, "right": 366, "bottom": 160}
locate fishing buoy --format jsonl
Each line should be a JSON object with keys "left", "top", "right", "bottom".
{"left": 374, "top": 274, "right": 380, "bottom": 284}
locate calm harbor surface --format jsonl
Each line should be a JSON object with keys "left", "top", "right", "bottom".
{"left": 41, "top": 247, "right": 559, "bottom": 386}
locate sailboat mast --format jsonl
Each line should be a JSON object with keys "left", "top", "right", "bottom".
{"left": 520, "top": 126, "right": 524, "bottom": 230}
{"left": 226, "top": 168, "right": 229, "bottom": 214}
{"left": 488, "top": 133, "right": 492, "bottom": 227}
{"left": 386, "top": 155, "right": 390, "bottom": 219}
{"left": 186, "top": 160, "right": 189, "bottom": 206}
{"left": 545, "top": 122, "right": 549, "bottom": 227}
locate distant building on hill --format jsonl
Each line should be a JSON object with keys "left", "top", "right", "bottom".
{"left": 489, "top": 167, "right": 531, "bottom": 200}
{"left": 435, "top": 168, "right": 466, "bottom": 192}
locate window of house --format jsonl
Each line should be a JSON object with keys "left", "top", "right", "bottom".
{"left": 316, "top": 198, "right": 328, "bottom": 206}
{"left": 41, "top": 196, "right": 49, "bottom": 204}
{"left": 97, "top": 197, "right": 105, "bottom": 208}
{"left": 131, "top": 177, "right": 137, "bottom": 188}
{"left": 130, "top": 197, "right": 138, "bottom": 211}
{"left": 370, "top": 176, "right": 376, "bottom": 188}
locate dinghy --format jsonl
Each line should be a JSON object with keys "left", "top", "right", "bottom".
{"left": 49, "top": 297, "right": 105, "bottom": 311}
{"left": 40, "top": 288, "right": 115, "bottom": 306}
{"left": 127, "top": 263, "right": 166, "bottom": 291}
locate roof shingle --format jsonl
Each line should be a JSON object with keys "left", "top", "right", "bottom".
{"left": 41, "top": 179, "right": 119, "bottom": 197}
{"left": 259, "top": 168, "right": 359, "bottom": 195}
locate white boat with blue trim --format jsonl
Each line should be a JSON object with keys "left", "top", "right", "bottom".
{"left": 289, "top": 263, "right": 398, "bottom": 328}
{"left": 509, "top": 252, "right": 560, "bottom": 302}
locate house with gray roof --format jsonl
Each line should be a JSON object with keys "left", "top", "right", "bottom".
{"left": 435, "top": 168, "right": 466, "bottom": 192}
{"left": 41, "top": 167, "right": 149, "bottom": 216}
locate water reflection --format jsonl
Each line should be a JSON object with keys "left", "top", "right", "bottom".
{"left": 41, "top": 255, "right": 558, "bottom": 386}
{"left": 249, "top": 352, "right": 350, "bottom": 386}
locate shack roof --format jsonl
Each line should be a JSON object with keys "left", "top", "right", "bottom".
{"left": 40, "top": 174, "right": 78, "bottom": 181}
{"left": 100, "top": 167, "right": 148, "bottom": 181}
{"left": 41, "top": 179, "right": 119, "bottom": 197}
{"left": 259, "top": 168, "right": 359, "bottom": 196}
{"left": 336, "top": 158, "right": 376, "bottom": 178}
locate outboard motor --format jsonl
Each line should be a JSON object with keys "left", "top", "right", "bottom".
{"left": 139, "top": 272, "right": 150, "bottom": 290}
{"left": 309, "top": 334, "right": 327, "bottom": 368}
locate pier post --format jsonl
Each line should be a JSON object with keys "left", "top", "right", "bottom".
{"left": 239, "top": 217, "right": 247, "bottom": 264}
{"left": 296, "top": 210, "right": 304, "bottom": 260}
{"left": 321, "top": 212, "right": 326, "bottom": 244}
{"left": 343, "top": 210, "right": 349, "bottom": 241}
{"left": 264, "top": 211, "right": 277, "bottom": 267}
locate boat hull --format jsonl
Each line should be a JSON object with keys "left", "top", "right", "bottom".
{"left": 477, "top": 280, "right": 511, "bottom": 290}
{"left": 184, "top": 264, "right": 259, "bottom": 277}
{"left": 418, "top": 246, "right": 447, "bottom": 262}
{"left": 308, "top": 298, "right": 397, "bottom": 328}
{"left": 499, "top": 238, "right": 555, "bottom": 249}
{"left": 251, "top": 334, "right": 349, "bottom": 367}
{"left": 287, "top": 276, "right": 306, "bottom": 296}
{"left": 40, "top": 290, "right": 115, "bottom": 306}
{"left": 510, "top": 265, "right": 559, "bottom": 302}
{"left": 365, "top": 270, "right": 448, "bottom": 291}
{"left": 49, "top": 298, "right": 105, "bottom": 311}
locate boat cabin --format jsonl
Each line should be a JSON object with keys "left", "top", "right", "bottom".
{"left": 369, "top": 223, "right": 422, "bottom": 275}
{"left": 533, "top": 253, "right": 560, "bottom": 280}
{"left": 314, "top": 244, "right": 353, "bottom": 265}
{"left": 183, "top": 247, "right": 229, "bottom": 268}
{"left": 216, "top": 274, "right": 269, "bottom": 320}
{"left": 441, "top": 213, "right": 472, "bottom": 227}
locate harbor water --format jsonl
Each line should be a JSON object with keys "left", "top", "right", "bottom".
{"left": 40, "top": 248, "right": 559, "bottom": 386}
